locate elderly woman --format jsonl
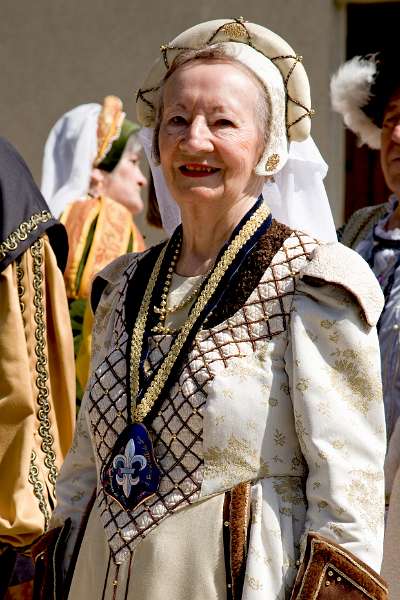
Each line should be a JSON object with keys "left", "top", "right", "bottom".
{"left": 39, "top": 19, "right": 387, "bottom": 600}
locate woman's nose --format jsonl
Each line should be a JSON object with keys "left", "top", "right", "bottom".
{"left": 179, "top": 117, "right": 213, "bottom": 153}
{"left": 136, "top": 168, "right": 147, "bottom": 188}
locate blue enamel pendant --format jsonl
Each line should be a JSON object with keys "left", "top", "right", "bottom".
{"left": 102, "top": 423, "right": 161, "bottom": 511}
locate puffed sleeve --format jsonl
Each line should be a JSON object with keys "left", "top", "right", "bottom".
{"left": 284, "top": 243, "right": 386, "bottom": 573}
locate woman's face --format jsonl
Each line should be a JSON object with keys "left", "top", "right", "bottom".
{"left": 158, "top": 60, "right": 264, "bottom": 211}
{"left": 102, "top": 151, "right": 147, "bottom": 215}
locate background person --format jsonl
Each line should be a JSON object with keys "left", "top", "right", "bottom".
{"left": 332, "top": 48, "right": 400, "bottom": 597}
{"left": 41, "top": 96, "right": 148, "bottom": 396}
{"left": 332, "top": 46, "right": 400, "bottom": 444}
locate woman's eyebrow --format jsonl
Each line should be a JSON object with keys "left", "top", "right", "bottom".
{"left": 167, "top": 102, "right": 188, "bottom": 111}
{"left": 385, "top": 109, "right": 400, "bottom": 123}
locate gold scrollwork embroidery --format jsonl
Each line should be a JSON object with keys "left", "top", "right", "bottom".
{"left": 18, "top": 257, "right": 50, "bottom": 529}
{"left": 266, "top": 153, "right": 280, "bottom": 171}
{"left": 28, "top": 450, "right": 50, "bottom": 531}
{"left": 31, "top": 238, "right": 58, "bottom": 496}
{"left": 0, "top": 211, "right": 52, "bottom": 260}
{"left": 204, "top": 434, "right": 269, "bottom": 488}
{"left": 16, "top": 256, "right": 25, "bottom": 314}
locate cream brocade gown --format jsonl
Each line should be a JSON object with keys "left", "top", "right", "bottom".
{"left": 52, "top": 231, "right": 386, "bottom": 600}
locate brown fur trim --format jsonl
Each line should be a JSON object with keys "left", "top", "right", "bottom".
{"left": 230, "top": 483, "right": 251, "bottom": 598}
{"left": 290, "top": 533, "right": 388, "bottom": 600}
{"left": 207, "top": 220, "right": 292, "bottom": 328}
{"left": 223, "top": 483, "right": 252, "bottom": 600}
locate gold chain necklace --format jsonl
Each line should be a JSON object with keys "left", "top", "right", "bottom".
{"left": 129, "top": 204, "right": 270, "bottom": 423}
{"left": 152, "top": 253, "right": 211, "bottom": 334}
{"left": 167, "top": 273, "right": 210, "bottom": 313}
{"left": 152, "top": 234, "right": 181, "bottom": 334}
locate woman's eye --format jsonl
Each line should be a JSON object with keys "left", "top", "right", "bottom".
{"left": 169, "top": 116, "right": 187, "bottom": 125}
{"left": 383, "top": 114, "right": 400, "bottom": 128}
{"left": 215, "top": 118, "right": 234, "bottom": 127}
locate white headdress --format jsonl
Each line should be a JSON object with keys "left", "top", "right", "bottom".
{"left": 330, "top": 56, "right": 381, "bottom": 149}
{"left": 137, "top": 17, "right": 337, "bottom": 242}
{"left": 41, "top": 96, "right": 128, "bottom": 217}
{"left": 41, "top": 104, "right": 101, "bottom": 217}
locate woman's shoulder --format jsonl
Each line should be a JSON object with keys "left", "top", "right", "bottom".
{"left": 91, "top": 244, "right": 163, "bottom": 313}
{"left": 293, "top": 239, "right": 384, "bottom": 327}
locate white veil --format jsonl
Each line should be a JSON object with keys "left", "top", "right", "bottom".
{"left": 41, "top": 103, "right": 101, "bottom": 217}
{"left": 264, "top": 137, "right": 336, "bottom": 242}
{"left": 139, "top": 127, "right": 337, "bottom": 242}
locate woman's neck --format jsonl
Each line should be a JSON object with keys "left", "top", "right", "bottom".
{"left": 175, "top": 194, "right": 258, "bottom": 276}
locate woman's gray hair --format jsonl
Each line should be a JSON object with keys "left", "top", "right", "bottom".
{"left": 152, "top": 44, "right": 271, "bottom": 164}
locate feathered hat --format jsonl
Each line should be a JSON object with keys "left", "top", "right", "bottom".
{"left": 331, "top": 45, "right": 400, "bottom": 149}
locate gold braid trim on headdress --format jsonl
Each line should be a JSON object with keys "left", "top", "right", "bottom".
{"left": 94, "top": 95, "right": 126, "bottom": 167}
{"left": 136, "top": 18, "right": 314, "bottom": 143}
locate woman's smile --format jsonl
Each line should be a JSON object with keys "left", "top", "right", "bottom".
{"left": 178, "top": 163, "right": 220, "bottom": 177}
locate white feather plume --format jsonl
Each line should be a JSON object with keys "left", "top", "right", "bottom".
{"left": 330, "top": 56, "right": 381, "bottom": 149}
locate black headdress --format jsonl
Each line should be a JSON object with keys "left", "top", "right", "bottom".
{"left": 0, "top": 137, "right": 68, "bottom": 273}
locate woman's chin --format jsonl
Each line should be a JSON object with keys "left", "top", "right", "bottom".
{"left": 173, "top": 186, "right": 224, "bottom": 207}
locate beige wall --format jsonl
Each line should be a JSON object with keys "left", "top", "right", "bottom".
{"left": 0, "top": 0, "right": 347, "bottom": 239}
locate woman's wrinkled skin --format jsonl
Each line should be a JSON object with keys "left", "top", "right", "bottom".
{"left": 158, "top": 60, "right": 266, "bottom": 276}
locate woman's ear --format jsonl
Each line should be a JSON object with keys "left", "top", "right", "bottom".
{"left": 89, "top": 168, "right": 106, "bottom": 196}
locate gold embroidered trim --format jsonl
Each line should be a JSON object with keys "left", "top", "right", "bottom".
{"left": 130, "top": 244, "right": 168, "bottom": 405}
{"left": 130, "top": 205, "right": 270, "bottom": 422}
{"left": 220, "top": 18, "right": 248, "bottom": 40}
{"left": 16, "top": 256, "right": 25, "bottom": 314}
{"left": 28, "top": 450, "right": 50, "bottom": 531}
{"left": 94, "top": 95, "right": 125, "bottom": 166}
{"left": 31, "top": 238, "right": 58, "bottom": 496}
{"left": 0, "top": 211, "right": 52, "bottom": 260}
{"left": 269, "top": 53, "right": 315, "bottom": 132}
{"left": 17, "top": 258, "right": 51, "bottom": 530}
{"left": 266, "top": 153, "right": 280, "bottom": 171}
